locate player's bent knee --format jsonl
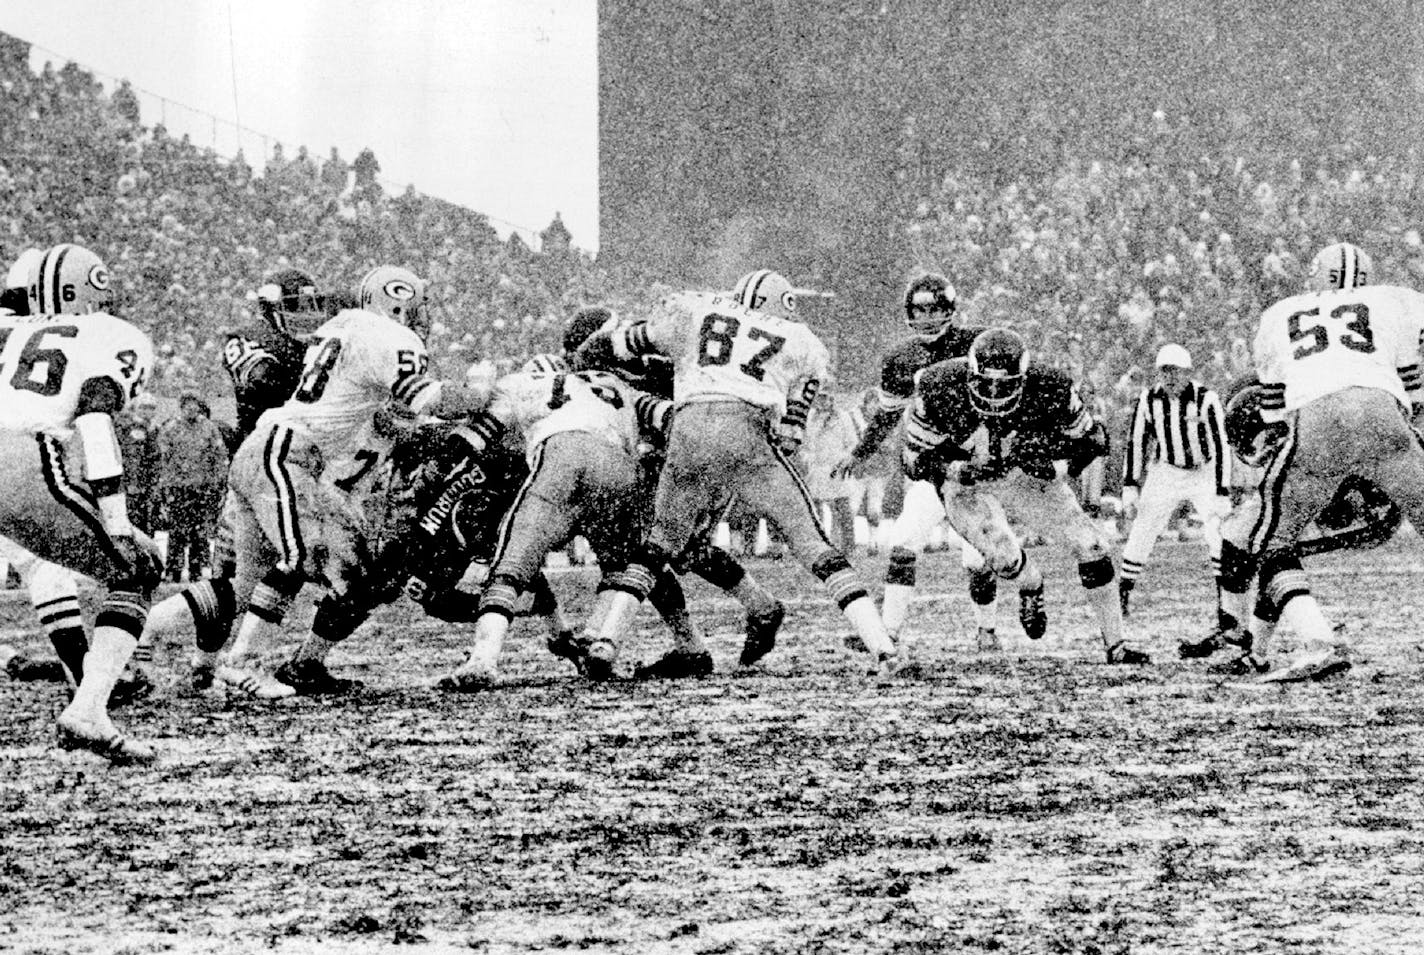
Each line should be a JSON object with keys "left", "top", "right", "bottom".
{"left": 1077, "top": 556, "right": 1115, "bottom": 590}
{"left": 1218, "top": 539, "right": 1258, "bottom": 594}
{"left": 885, "top": 547, "right": 917, "bottom": 587}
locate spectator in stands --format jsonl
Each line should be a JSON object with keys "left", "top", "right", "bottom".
{"left": 157, "top": 393, "right": 229, "bottom": 582}
{"left": 116, "top": 392, "right": 162, "bottom": 534}
{"left": 321, "top": 146, "right": 349, "bottom": 193}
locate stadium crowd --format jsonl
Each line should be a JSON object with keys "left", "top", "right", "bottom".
{"left": 3, "top": 31, "right": 1422, "bottom": 556}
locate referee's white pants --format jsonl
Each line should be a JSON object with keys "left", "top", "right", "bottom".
{"left": 1121, "top": 463, "right": 1224, "bottom": 575}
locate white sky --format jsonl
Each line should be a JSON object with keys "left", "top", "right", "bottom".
{"left": 0, "top": 0, "right": 599, "bottom": 249}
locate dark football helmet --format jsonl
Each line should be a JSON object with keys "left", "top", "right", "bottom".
{"left": 903, "top": 272, "right": 956, "bottom": 337}
{"left": 1222, "top": 374, "right": 1288, "bottom": 466}
{"left": 256, "top": 267, "right": 324, "bottom": 338}
{"left": 563, "top": 305, "right": 614, "bottom": 355}
{"left": 967, "top": 327, "right": 1028, "bottom": 416}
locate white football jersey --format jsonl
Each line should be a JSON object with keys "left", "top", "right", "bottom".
{"left": 637, "top": 291, "right": 829, "bottom": 415}
{"left": 1254, "top": 284, "right": 1424, "bottom": 414}
{"left": 263, "top": 308, "right": 440, "bottom": 461}
{"left": 0, "top": 312, "right": 153, "bottom": 437}
{"left": 489, "top": 368, "right": 640, "bottom": 462}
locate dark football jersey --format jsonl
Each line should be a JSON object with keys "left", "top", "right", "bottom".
{"left": 220, "top": 320, "right": 307, "bottom": 439}
{"left": 850, "top": 325, "right": 985, "bottom": 460}
{"left": 904, "top": 358, "right": 1091, "bottom": 475}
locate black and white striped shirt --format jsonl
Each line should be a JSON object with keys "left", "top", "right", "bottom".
{"left": 1124, "top": 381, "right": 1231, "bottom": 494}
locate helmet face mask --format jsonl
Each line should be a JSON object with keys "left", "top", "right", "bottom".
{"left": 903, "top": 273, "right": 956, "bottom": 337}
{"left": 359, "top": 266, "right": 430, "bottom": 338}
{"left": 967, "top": 327, "right": 1028, "bottom": 417}
{"left": 258, "top": 268, "right": 324, "bottom": 339}
{"left": 27, "top": 244, "right": 112, "bottom": 315}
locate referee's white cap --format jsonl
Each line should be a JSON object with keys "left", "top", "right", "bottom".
{"left": 1155, "top": 343, "right": 1192, "bottom": 370}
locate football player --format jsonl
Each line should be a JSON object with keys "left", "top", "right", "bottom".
{"left": 830, "top": 274, "right": 1000, "bottom": 650}
{"left": 1208, "top": 242, "right": 1424, "bottom": 681}
{"left": 0, "top": 243, "right": 162, "bottom": 762}
{"left": 440, "top": 354, "right": 672, "bottom": 687}
{"left": 140, "top": 267, "right": 333, "bottom": 694}
{"left": 211, "top": 265, "right": 498, "bottom": 694}
{"left": 0, "top": 248, "right": 91, "bottom": 689}
{"left": 577, "top": 269, "right": 899, "bottom": 674}
{"left": 1176, "top": 375, "right": 1402, "bottom": 662}
{"left": 903, "top": 327, "right": 1150, "bottom": 664}
{"left": 565, "top": 306, "right": 787, "bottom": 676}
{"left": 266, "top": 412, "right": 580, "bottom": 692}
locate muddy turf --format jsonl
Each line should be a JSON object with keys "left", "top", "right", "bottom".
{"left": 1, "top": 540, "right": 1422, "bottom": 954}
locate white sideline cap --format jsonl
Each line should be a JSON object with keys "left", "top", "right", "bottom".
{"left": 1155, "top": 343, "right": 1192, "bottom": 370}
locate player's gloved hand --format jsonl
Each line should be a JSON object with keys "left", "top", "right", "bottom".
{"left": 1121, "top": 485, "right": 1139, "bottom": 517}
{"left": 954, "top": 459, "right": 1008, "bottom": 486}
{"left": 831, "top": 454, "right": 867, "bottom": 481}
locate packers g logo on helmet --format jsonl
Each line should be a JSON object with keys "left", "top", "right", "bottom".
{"left": 359, "top": 265, "right": 428, "bottom": 333}
{"left": 732, "top": 269, "right": 797, "bottom": 319}
{"left": 27, "top": 243, "right": 113, "bottom": 315}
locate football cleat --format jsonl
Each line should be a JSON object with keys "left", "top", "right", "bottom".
{"left": 1207, "top": 652, "right": 1271, "bottom": 677}
{"left": 740, "top": 602, "right": 786, "bottom": 667}
{"left": 1018, "top": 585, "right": 1047, "bottom": 640}
{"left": 1105, "top": 642, "right": 1152, "bottom": 665}
{"left": 1179, "top": 626, "right": 1248, "bottom": 660}
{"left": 975, "top": 626, "right": 1001, "bottom": 652}
{"left": 109, "top": 668, "right": 155, "bottom": 708}
{"left": 5, "top": 653, "right": 70, "bottom": 683}
{"left": 546, "top": 630, "right": 588, "bottom": 675}
{"left": 273, "top": 659, "right": 362, "bottom": 696}
{"left": 437, "top": 654, "right": 499, "bottom": 692}
{"left": 582, "top": 638, "right": 619, "bottom": 682}
{"left": 1255, "top": 646, "right": 1351, "bottom": 684}
{"left": 215, "top": 664, "right": 297, "bottom": 700}
{"left": 55, "top": 713, "right": 155, "bottom": 765}
{"left": 633, "top": 648, "right": 715, "bottom": 680}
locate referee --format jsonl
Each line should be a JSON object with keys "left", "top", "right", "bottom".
{"left": 1118, "top": 344, "right": 1233, "bottom": 639}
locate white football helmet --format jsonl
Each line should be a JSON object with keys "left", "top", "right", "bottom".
{"left": 27, "top": 243, "right": 112, "bottom": 315}
{"left": 1308, "top": 242, "right": 1371, "bottom": 291}
{"left": 359, "top": 265, "right": 429, "bottom": 337}
{"left": 732, "top": 269, "right": 797, "bottom": 319}
{"left": 521, "top": 353, "right": 570, "bottom": 375}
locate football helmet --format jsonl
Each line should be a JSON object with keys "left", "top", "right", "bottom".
{"left": 256, "top": 267, "right": 324, "bottom": 338}
{"left": 521, "top": 353, "right": 570, "bottom": 375}
{"left": 967, "top": 327, "right": 1029, "bottom": 417}
{"left": 903, "top": 272, "right": 957, "bottom": 337}
{"left": 1223, "top": 374, "right": 1287, "bottom": 466}
{"left": 732, "top": 269, "right": 797, "bottom": 319}
{"left": 1307, "top": 242, "right": 1371, "bottom": 291}
{"left": 26, "top": 244, "right": 112, "bottom": 316}
{"left": 1, "top": 248, "right": 41, "bottom": 315}
{"left": 359, "top": 265, "right": 429, "bottom": 337}
{"left": 563, "top": 305, "right": 614, "bottom": 354}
